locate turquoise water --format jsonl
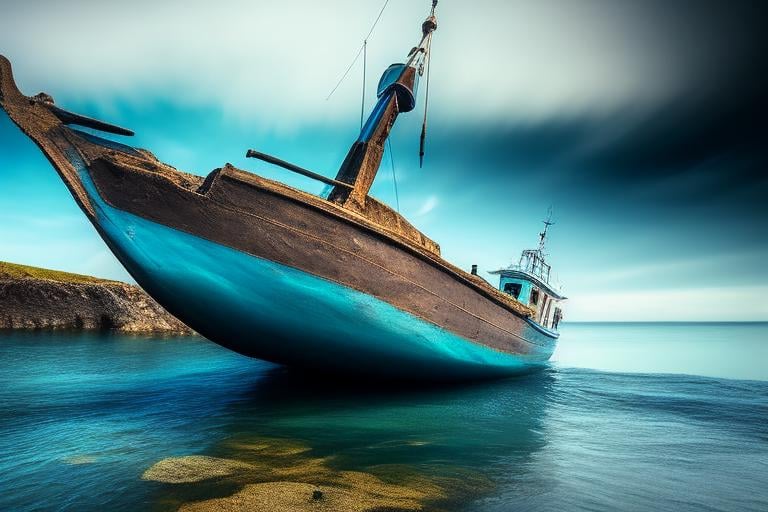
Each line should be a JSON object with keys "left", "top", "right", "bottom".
{"left": 0, "top": 322, "right": 766, "bottom": 511}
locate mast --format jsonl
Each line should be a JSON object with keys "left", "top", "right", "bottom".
{"left": 328, "top": 1, "right": 438, "bottom": 209}
{"left": 538, "top": 210, "right": 555, "bottom": 254}
{"left": 513, "top": 211, "right": 555, "bottom": 284}
{"left": 534, "top": 210, "right": 555, "bottom": 282}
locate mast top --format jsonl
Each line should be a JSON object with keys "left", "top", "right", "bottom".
{"left": 423, "top": 1, "right": 438, "bottom": 36}
{"left": 538, "top": 209, "right": 555, "bottom": 253}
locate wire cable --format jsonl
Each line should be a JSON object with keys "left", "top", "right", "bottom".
{"left": 361, "top": 40, "right": 367, "bottom": 129}
{"left": 419, "top": 34, "right": 433, "bottom": 167}
{"left": 387, "top": 138, "right": 400, "bottom": 212}
{"left": 326, "top": 0, "right": 390, "bottom": 101}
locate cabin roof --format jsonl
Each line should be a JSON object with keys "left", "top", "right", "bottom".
{"left": 488, "top": 268, "right": 567, "bottom": 300}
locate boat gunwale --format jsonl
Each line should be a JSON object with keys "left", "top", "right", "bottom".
{"left": 78, "top": 149, "right": 555, "bottom": 352}
{"left": 74, "top": 134, "right": 538, "bottom": 326}
{"left": 524, "top": 317, "right": 561, "bottom": 339}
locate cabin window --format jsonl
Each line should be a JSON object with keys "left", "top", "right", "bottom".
{"left": 503, "top": 282, "right": 522, "bottom": 299}
{"left": 530, "top": 289, "right": 539, "bottom": 305}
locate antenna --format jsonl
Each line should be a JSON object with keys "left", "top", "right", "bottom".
{"left": 538, "top": 207, "right": 555, "bottom": 253}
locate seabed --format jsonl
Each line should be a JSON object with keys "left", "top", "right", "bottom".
{"left": 142, "top": 435, "right": 493, "bottom": 511}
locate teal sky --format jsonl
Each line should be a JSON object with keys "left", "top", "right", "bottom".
{"left": 1, "top": 0, "right": 766, "bottom": 321}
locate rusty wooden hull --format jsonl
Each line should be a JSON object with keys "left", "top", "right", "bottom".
{"left": 0, "top": 56, "right": 557, "bottom": 380}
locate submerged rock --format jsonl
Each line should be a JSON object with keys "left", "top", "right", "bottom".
{"left": 270, "top": 457, "right": 335, "bottom": 481}
{"left": 142, "top": 456, "right": 255, "bottom": 484}
{"left": 178, "top": 481, "right": 425, "bottom": 512}
{"left": 145, "top": 436, "right": 482, "bottom": 511}
{"left": 0, "top": 261, "right": 192, "bottom": 333}
{"left": 327, "top": 469, "right": 446, "bottom": 505}
{"left": 225, "top": 436, "right": 312, "bottom": 457}
{"left": 61, "top": 455, "right": 98, "bottom": 465}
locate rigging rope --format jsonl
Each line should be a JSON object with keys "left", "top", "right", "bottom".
{"left": 361, "top": 40, "right": 367, "bottom": 129}
{"left": 387, "top": 138, "right": 400, "bottom": 212}
{"left": 419, "top": 34, "right": 433, "bottom": 168}
{"left": 326, "top": 0, "right": 390, "bottom": 101}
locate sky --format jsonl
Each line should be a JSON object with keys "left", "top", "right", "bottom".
{"left": 0, "top": 0, "right": 766, "bottom": 321}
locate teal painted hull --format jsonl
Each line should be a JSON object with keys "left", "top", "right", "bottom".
{"left": 67, "top": 150, "right": 554, "bottom": 380}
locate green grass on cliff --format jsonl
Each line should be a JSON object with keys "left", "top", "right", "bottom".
{"left": 0, "top": 261, "right": 122, "bottom": 285}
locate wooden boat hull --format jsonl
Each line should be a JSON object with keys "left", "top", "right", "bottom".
{"left": 81, "top": 149, "right": 556, "bottom": 379}
{"left": 0, "top": 56, "right": 557, "bottom": 380}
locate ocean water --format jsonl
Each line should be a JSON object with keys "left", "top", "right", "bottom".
{"left": 0, "top": 322, "right": 766, "bottom": 511}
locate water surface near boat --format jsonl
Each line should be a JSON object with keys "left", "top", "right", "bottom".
{"left": 0, "top": 322, "right": 766, "bottom": 511}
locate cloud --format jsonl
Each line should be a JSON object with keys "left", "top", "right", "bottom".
{"left": 2, "top": 0, "right": 766, "bottom": 320}
{"left": 566, "top": 250, "right": 768, "bottom": 291}
{"left": 567, "top": 286, "right": 768, "bottom": 321}
{"left": 422, "top": 86, "right": 768, "bottom": 216}
{"left": 2, "top": 0, "right": 763, "bottom": 127}
{"left": 414, "top": 195, "right": 438, "bottom": 217}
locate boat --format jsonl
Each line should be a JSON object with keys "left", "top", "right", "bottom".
{"left": 489, "top": 217, "right": 566, "bottom": 336}
{"left": 0, "top": 2, "right": 566, "bottom": 380}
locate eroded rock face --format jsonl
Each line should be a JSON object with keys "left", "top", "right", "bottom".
{"left": 0, "top": 262, "right": 192, "bottom": 333}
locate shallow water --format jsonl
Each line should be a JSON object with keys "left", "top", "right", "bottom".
{"left": 0, "top": 323, "right": 766, "bottom": 511}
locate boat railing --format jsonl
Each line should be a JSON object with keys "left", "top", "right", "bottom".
{"left": 509, "top": 250, "right": 552, "bottom": 284}
{"left": 507, "top": 263, "right": 550, "bottom": 282}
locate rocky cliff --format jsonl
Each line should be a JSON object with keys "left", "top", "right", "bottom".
{"left": 0, "top": 261, "right": 192, "bottom": 333}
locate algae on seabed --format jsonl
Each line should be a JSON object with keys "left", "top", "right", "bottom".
{"left": 142, "top": 435, "right": 491, "bottom": 511}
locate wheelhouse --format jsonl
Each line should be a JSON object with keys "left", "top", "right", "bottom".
{"left": 489, "top": 220, "right": 566, "bottom": 331}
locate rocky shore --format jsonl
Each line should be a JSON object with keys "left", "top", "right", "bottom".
{"left": 0, "top": 261, "right": 192, "bottom": 333}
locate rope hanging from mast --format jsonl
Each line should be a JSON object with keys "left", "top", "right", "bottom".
{"left": 361, "top": 40, "right": 367, "bottom": 129}
{"left": 326, "top": 0, "right": 390, "bottom": 101}
{"left": 419, "top": 0, "right": 438, "bottom": 168}
{"left": 387, "top": 138, "right": 400, "bottom": 212}
{"left": 419, "top": 37, "right": 433, "bottom": 168}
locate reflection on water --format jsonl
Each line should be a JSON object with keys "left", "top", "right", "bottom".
{"left": 143, "top": 367, "right": 555, "bottom": 511}
{"left": 0, "top": 326, "right": 767, "bottom": 511}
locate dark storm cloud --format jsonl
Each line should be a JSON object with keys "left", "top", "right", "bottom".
{"left": 424, "top": 0, "right": 768, "bottom": 211}
{"left": 579, "top": 0, "right": 768, "bottom": 191}
{"left": 429, "top": 93, "right": 766, "bottom": 198}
